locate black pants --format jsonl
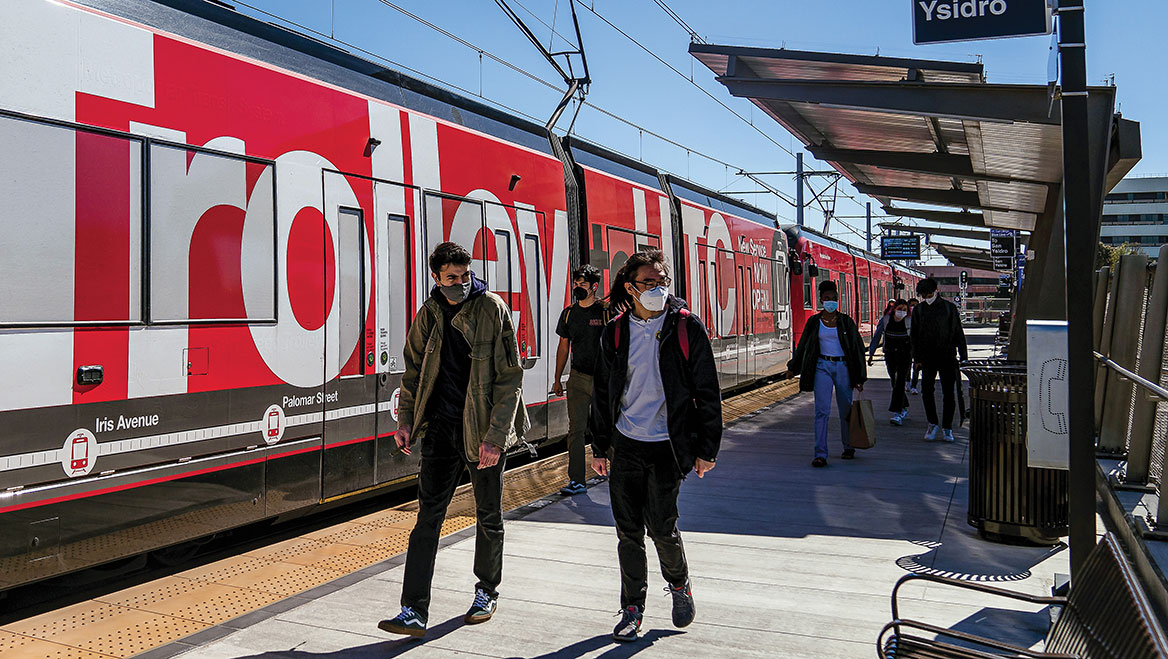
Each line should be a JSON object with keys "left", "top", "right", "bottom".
{"left": 401, "top": 417, "right": 505, "bottom": 619}
{"left": 610, "top": 434, "right": 688, "bottom": 611}
{"left": 920, "top": 360, "right": 958, "bottom": 429}
{"left": 887, "top": 353, "right": 911, "bottom": 413}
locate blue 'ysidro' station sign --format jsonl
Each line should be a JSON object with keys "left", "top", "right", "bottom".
{"left": 912, "top": 0, "right": 1052, "bottom": 45}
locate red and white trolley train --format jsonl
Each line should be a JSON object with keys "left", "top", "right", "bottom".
{"left": 0, "top": 0, "right": 919, "bottom": 590}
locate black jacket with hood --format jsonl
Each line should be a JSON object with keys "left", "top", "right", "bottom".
{"left": 587, "top": 296, "right": 722, "bottom": 475}
{"left": 787, "top": 312, "right": 868, "bottom": 393}
{"left": 910, "top": 296, "right": 968, "bottom": 365}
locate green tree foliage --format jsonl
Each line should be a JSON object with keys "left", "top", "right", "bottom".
{"left": 1096, "top": 241, "right": 1140, "bottom": 269}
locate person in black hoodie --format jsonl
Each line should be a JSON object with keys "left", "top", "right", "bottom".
{"left": 589, "top": 249, "right": 722, "bottom": 643}
{"left": 785, "top": 279, "right": 867, "bottom": 467}
{"left": 910, "top": 278, "right": 968, "bottom": 443}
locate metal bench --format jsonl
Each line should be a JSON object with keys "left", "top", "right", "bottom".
{"left": 877, "top": 533, "right": 1168, "bottom": 658}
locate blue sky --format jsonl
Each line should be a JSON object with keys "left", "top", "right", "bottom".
{"left": 233, "top": 0, "right": 1163, "bottom": 252}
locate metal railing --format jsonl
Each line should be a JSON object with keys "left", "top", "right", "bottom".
{"left": 1095, "top": 245, "right": 1168, "bottom": 530}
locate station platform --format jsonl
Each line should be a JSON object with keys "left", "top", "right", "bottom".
{"left": 7, "top": 328, "right": 1075, "bottom": 658}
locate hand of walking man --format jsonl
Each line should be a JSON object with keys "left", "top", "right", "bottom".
{"left": 395, "top": 426, "right": 412, "bottom": 455}
{"left": 478, "top": 442, "right": 501, "bottom": 469}
{"left": 694, "top": 458, "right": 715, "bottom": 478}
{"left": 592, "top": 456, "right": 608, "bottom": 477}
{"left": 855, "top": 383, "right": 864, "bottom": 393}
{"left": 552, "top": 381, "right": 564, "bottom": 397}
{"left": 867, "top": 357, "right": 874, "bottom": 366}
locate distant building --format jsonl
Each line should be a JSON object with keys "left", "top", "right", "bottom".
{"left": 1100, "top": 176, "right": 1168, "bottom": 257}
{"left": 921, "top": 265, "right": 1009, "bottom": 323}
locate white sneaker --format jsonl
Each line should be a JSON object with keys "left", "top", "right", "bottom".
{"left": 900, "top": 409, "right": 909, "bottom": 421}
{"left": 924, "top": 424, "right": 939, "bottom": 441}
{"left": 942, "top": 429, "right": 955, "bottom": 443}
{"left": 890, "top": 413, "right": 903, "bottom": 426}
{"left": 910, "top": 387, "right": 920, "bottom": 395}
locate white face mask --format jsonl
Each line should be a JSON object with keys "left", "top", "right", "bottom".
{"left": 894, "top": 310, "right": 908, "bottom": 321}
{"left": 636, "top": 286, "right": 668, "bottom": 312}
{"left": 924, "top": 293, "right": 938, "bottom": 304}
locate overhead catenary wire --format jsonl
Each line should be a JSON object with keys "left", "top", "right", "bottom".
{"left": 577, "top": 2, "right": 799, "bottom": 161}
{"left": 234, "top": 0, "right": 797, "bottom": 210}
{"left": 236, "top": 0, "right": 892, "bottom": 250}
{"left": 651, "top": 0, "right": 706, "bottom": 44}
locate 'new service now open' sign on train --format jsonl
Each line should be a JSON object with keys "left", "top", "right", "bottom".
{"left": 912, "top": 0, "right": 1052, "bottom": 45}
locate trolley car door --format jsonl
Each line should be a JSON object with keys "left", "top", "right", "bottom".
{"left": 322, "top": 171, "right": 376, "bottom": 500}
{"left": 373, "top": 179, "right": 419, "bottom": 485}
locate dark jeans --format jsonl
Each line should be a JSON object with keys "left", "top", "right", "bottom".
{"left": 921, "top": 360, "right": 958, "bottom": 429}
{"left": 610, "top": 433, "right": 688, "bottom": 611}
{"left": 565, "top": 370, "right": 592, "bottom": 484}
{"left": 888, "top": 353, "right": 911, "bottom": 413}
{"left": 911, "top": 362, "right": 921, "bottom": 388}
{"left": 401, "top": 418, "right": 505, "bottom": 619}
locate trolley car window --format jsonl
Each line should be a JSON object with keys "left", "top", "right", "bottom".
{"left": 859, "top": 276, "right": 870, "bottom": 320}
{"left": 149, "top": 143, "right": 275, "bottom": 323}
{"left": 494, "top": 230, "right": 513, "bottom": 295}
{"left": 338, "top": 207, "right": 365, "bottom": 376}
{"left": 0, "top": 115, "right": 143, "bottom": 325}
{"left": 803, "top": 261, "right": 813, "bottom": 309}
{"left": 384, "top": 213, "right": 410, "bottom": 374}
{"left": 523, "top": 234, "right": 542, "bottom": 358}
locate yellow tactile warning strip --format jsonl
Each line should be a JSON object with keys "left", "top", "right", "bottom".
{"left": 0, "top": 379, "right": 799, "bottom": 658}
{"left": 722, "top": 378, "right": 800, "bottom": 424}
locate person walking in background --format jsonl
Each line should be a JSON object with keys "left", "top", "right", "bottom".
{"left": 589, "top": 249, "right": 722, "bottom": 643}
{"left": 870, "top": 299, "right": 913, "bottom": 425}
{"left": 911, "top": 278, "right": 968, "bottom": 443}
{"left": 553, "top": 265, "right": 610, "bottom": 496}
{"left": 907, "top": 297, "right": 921, "bottom": 395}
{"left": 380, "top": 242, "right": 529, "bottom": 638}
{"left": 867, "top": 300, "right": 898, "bottom": 378}
{"left": 785, "top": 280, "right": 867, "bottom": 468}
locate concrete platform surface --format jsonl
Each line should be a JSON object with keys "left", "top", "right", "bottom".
{"left": 175, "top": 327, "right": 1070, "bottom": 658}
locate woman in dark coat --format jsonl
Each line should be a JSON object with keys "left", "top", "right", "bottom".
{"left": 785, "top": 280, "right": 867, "bottom": 467}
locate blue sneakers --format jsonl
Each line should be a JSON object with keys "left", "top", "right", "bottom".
{"left": 379, "top": 606, "right": 426, "bottom": 637}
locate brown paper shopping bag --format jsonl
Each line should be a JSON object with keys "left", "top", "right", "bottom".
{"left": 849, "top": 390, "right": 877, "bottom": 449}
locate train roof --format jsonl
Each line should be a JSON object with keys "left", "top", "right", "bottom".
{"left": 784, "top": 225, "right": 925, "bottom": 277}
{"left": 80, "top": 0, "right": 778, "bottom": 232}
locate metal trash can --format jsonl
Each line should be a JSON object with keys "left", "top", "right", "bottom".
{"left": 962, "top": 360, "right": 1069, "bottom": 545}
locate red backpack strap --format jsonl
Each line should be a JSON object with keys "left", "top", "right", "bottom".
{"left": 678, "top": 308, "right": 691, "bottom": 362}
{"left": 613, "top": 312, "right": 626, "bottom": 350}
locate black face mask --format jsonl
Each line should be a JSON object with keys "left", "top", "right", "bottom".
{"left": 572, "top": 286, "right": 591, "bottom": 301}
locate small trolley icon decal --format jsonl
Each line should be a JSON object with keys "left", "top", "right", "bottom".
{"left": 262, "top": 404, "right": 286, "bottom": 445}
{"left": 390, "top": 388, "right": 401, "bottom": 422}
{"left": 61, "top": 429, "right": 97, "bottom": 477}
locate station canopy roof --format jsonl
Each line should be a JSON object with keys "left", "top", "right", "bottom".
{"left": 930, "top": 242, "right": 997, "bottom": 272}
{"left": 690, "top": 44, "right": 1074, "bottom": 232}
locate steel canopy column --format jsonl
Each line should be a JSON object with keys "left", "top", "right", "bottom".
{"left": 1059, "top": 0, "right": 1095, "bottom": 579}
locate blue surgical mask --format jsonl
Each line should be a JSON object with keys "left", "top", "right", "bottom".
{"left": 823, "top": 301, "right": 839, "bottom": 313}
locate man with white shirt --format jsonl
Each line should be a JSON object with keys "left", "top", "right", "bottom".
{"left": 588, "top": 249, "right": 722, "bottom": 643}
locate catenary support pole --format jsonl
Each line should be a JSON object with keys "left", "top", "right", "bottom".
{"left": 866, "top": 202, "right": 872, "bottom": 252}
{"left": 1059, "top": 0, "right": 1096, "bottom": 579}
{"left": 796, "top": 153, "right": 804, "bottom": 228}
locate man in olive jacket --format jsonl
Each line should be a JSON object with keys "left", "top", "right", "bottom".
{"left": 379, "top": 242, "right": 529, "bottom": 638}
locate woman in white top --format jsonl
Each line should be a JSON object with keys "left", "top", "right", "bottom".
{"left": 785, "top": 279, "right": 868, "bottom": 467}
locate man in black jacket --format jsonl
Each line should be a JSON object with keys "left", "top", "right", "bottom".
{"left": 589, "top": 249, "right": 722, "bottom": 643}
{"left": 910, "top": 278, "right": 968, "bottom": 442}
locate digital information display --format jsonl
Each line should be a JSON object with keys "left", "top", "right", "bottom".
{"left": 880, "top": 235, "right": 921, "bottom": 260}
